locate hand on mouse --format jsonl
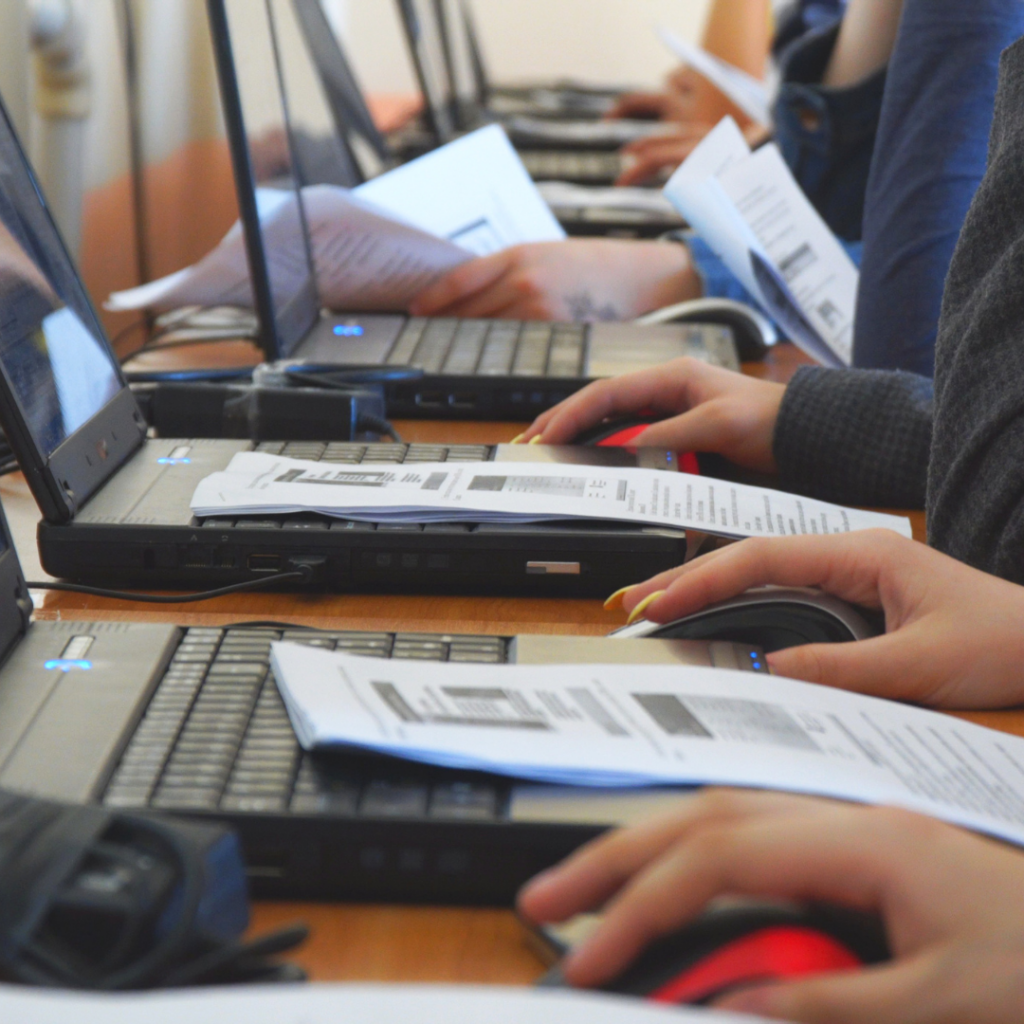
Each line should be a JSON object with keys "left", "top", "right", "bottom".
{"left": 615, "top": 529, "right": 1024, "bottom": 709}
{"left": 409, "top": 240, "right": 700, "bottom": 323}
{"left": 519, "top": 790, "right": 1024, "bottom": 1024}
{"left": 517, "top": 357, "right": 786, "bottom": 475}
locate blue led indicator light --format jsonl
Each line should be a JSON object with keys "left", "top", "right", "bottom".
{"left": 45, "top": 659, "right": 93, "bottom": 672}
{"left": 333, "top": 324, "right": 365, "bottom": 337}
{"left": 752, "top": 662, "right": 762, "bottom": 670}
{"left": 157, "top": 457, "right": 192, "bottom": 466}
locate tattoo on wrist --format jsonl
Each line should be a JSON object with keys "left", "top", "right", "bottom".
{"left": 565, "top": 291, "right": 620, "bottom": 323}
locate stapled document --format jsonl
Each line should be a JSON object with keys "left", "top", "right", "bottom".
{"left": 189, "top": 451, "right": 913, "bottom": 540}
{"left": 108, "top": 126, "right": 564, "bottom": 313}
{"left": 663, "top": 118, "right": 858, "bottom": 367}
{"left": 271, "top": 646, "right": 1024, "bottom": 849}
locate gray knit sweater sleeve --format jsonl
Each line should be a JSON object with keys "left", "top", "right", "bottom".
{"left": 772, "top": 366, "right": 932, "bottom": 508}
{"left": 927, "top": 38, "right": 1024, "bottom": 585}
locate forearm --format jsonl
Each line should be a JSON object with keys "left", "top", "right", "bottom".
{"left": 823, "top": 0, "right": 904, "bottom": 87}
{"left": 774, "top": 366, "right": 932, "bottom": 508}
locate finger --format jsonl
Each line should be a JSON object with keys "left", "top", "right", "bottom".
{"left": 518, "top": 790, "right": 821, "bottom": 926}
{"left": 562, "top": 807, "right": 899, "bottom": 986}
{"left": 424, "top": 278, "right": 531, "bottom": 320}
{"left": 633, "top": 532, "right": 899, "bottom": 626}
{"left": 535, "top": 361, "right": 703, "bottom": 444}
{"left": 616, "top": 152, "right": 682, "bottom": 187}
{"left": 410, "top": 252, "right": 512, "bottom": 315}
{"left": 767, "top": 626, "right": 951, "bottom": 705}
{"left": 618, "top": 544, "right": 737, "bottom": 613}
{"left": 717, "top": 956, "right": 943, "bottom": 1024}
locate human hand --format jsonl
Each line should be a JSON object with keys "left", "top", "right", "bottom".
{"left": 617, "top": 120, "right": 772, "bottom": 186}
{"left": 409, "top": 240, "right": 699, "bottom": 323}
{"left": 519, "top": 790, "right": 1024, "bottom": 1023}
{"left": 614, "top": 529, "right": 1024, "bottom": 710}
{"left": 517, "top": 357, "right": 785, "bottom": 475}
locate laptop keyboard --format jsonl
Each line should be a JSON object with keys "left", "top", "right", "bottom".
{"left": 386, "top": 318, "right": 587, "bottom": 378}
{"left": 520, "top": 151, "right": 622, "bottom": 183}
{"left": 103, "top": 627, "right": 509, "bottom": 820}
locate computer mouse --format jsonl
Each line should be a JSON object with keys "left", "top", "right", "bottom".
{"left": 538, "top": 903, "right": 889, "bottom": 1007}
{"left": 571, "top": 418, "right": 700, "bottom": 475}
{"left": 637, "top": 298, "right": 778, "bottom": 363}
{"left": 611, "top": 587, "right": 884, "bottom": 653}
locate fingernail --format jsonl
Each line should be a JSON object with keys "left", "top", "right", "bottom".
{"left": 603, "top": 586, "right": 634, "bottom": 611}
{"left": 529, "top": 435, "right": 543, "bottom": 445}
{"left": 626, "top": 590, "right": 667, "bottom": 625}
{"left": 510, "top": 433, "right": 526, "bottom": 444}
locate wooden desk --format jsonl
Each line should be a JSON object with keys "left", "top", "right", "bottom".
{"left": 0, "top": 341, "right": 935, "bottom": 982}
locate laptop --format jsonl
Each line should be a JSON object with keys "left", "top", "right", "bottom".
{"left": 0, "top": 495, "right": 766, "bottom": 903}
{"left": 452, "top": 0, "right": 631, "bottom": 121}
{"left": 0, "top": 86, "right": 703, "bottom": 597}
{"left": 208, "top": 0, "right": 739, "bottom": 423}
{"left": 393, "top": 0, "right": 660, "bottom": 187}
{"left": 290, "top": 0, "right": 686, "bottom": 238}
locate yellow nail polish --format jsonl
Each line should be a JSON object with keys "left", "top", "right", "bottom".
{"left": 529, "top": 435, "right": 543, "bottom": 445}
{"left": 626, "top": 590, "right": 667, "bottom": 625}
{"left": 510, "top": 433, "right": 526, "bottom": 444}
{"left": 603, "top": 586, "right": 634, "bottom": 611}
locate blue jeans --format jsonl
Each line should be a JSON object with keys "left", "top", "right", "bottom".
{"left": 773, "top": 22, "right": 884, "bottom": 242}
{"left": 852, "top": 0, "right": 1024, "bottom": 376}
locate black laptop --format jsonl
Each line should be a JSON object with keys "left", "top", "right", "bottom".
{"left": 290, "top": 0, "right": 686, "bottom": 238}
{"left": 208, "top": 0, "right": 740, "bottom": 423}
{"left": 0, "top": 87, "right": 704, "bottom": 597}
{"left": 0, "top": 493, "right": 766, "bottom": 903}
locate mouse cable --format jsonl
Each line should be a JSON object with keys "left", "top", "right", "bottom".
{"left": 24, "top": 565, "right": 314, "bottom": 605}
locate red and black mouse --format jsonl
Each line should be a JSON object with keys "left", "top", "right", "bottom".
{"left": 536, "top": 903, "right": 889, "bottom": 1007}
{"left": 571, "top": 418, "right": 700, "bottom": 475}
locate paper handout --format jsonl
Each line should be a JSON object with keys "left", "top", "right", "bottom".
{"left": 108, "top": 186, "right": 470, "bottom": 314}
{"left": 0, "top": 983, "right": 769, "bottom": 1024}
{"left": 656, "top": 27, "right": 773, "bottom": 126}
{"left": 271, "top": 645, "right": 1024, "bottom": 849}
{"left": 663, "top": 118, "right": 858, "bottom": 367}
{"left": 190, "top": 451, "right": 913, "bottom": 540}
{"left": 355, "top": 123, "right": 566, "bottom": 253}
{"left": 109, "top": 126, "right": 563, "bottom": 313}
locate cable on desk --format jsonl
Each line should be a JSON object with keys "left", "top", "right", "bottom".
{"left": 25, "top": 565, "right": 314, "bottom": 604}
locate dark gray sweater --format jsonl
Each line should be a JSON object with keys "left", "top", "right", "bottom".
{"left": 772, "top": 37, "right": 1024, "bottom": 585}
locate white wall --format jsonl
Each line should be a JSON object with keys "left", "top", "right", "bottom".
{"left": 342, "top": 0, "right": 710, "bottom": 95}
{"left": 11, "top": 0, "right": 711, "bottom": 193}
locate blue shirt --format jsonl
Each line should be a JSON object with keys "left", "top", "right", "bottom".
{"left": 852, "top": 0, "right": 1024, "bottom": 376}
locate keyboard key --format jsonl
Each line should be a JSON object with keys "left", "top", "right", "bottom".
{"left": 443, "top": 321, "right": 488, "bottom": 374}
{"left": 220, "top": 795, "right": 287, "bottom": 814}
{"left": 444, "top": 445, "right": 490, "bottom": 462}
{"left": 410, "top": 319, "right": 459, "bottom": 373}
{"left": 386, "top": 318, "right": 426, "bottom": 365}
{"left": 513, "top": 324, "right": 553, "bottom": 376}
{"left": 360, "top": 780, "right": 429, "bottom": 818}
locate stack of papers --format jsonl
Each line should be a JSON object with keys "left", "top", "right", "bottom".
{"left": 0, "top": 983, "right": 769, "bottom": 1024}
{"left": 663, "top": 118, "right": 859, "bottom": 367}
{"left": 271, "top": 645, "right": 1024, "bottom": 850}
{"left": 108, "top": 125, "right": 565, "bottom": 315}
{"left": 190, "top": 451, "right": 913, "bottom": 540}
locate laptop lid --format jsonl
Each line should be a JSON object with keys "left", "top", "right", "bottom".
{"left": 0, "top": 496, "right": 31, "bottom": 667}
{"left": 0, "top": 95, "right": 145, "bottom": 524}
{"left": 291, "top": 0, "right": 391, "bottom": 173}
{"left": 458, "top": 0, "right": 492, "bottom": 105}
{"left": 207, "top": 0, "right": 328, "bottom": 362}
{"left": 394, "top": 0, "right": 458, "bottom": 144}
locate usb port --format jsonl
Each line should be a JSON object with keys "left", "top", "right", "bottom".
{"left": 248, "top": 554, "right": 282, "bottom": 572}
{"left": 415, "top": 392, "right": 445, "bottom": 408}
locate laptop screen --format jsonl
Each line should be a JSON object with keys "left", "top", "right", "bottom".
{"left": 0, "top": 113, "right": 123, "bottom": 461}
{"left": 210, "top": 0, "right": 328, "bottom": 359}
{"left": 291, "top": 0, "right": 389, "bottom": 173}
{"left": 395, "top": 0, "right": 457, "bottom": 143}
